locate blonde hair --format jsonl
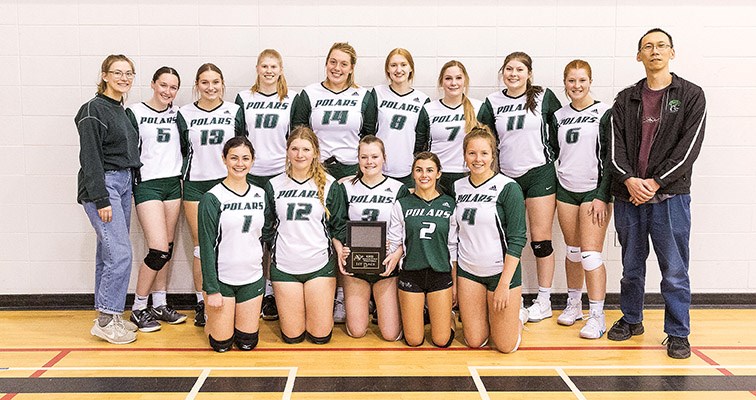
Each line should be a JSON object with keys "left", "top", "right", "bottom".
{"left": 500, "top": 52, "right": 543, "bottom": 114}
{"left": 384, "top": 48, "right": 415, "bottom": 82}
{"left": 97, "top": 54, "right": 135, "bottom": 100}
{"left": 251, "top": 49, "right": 289, "bottom": 102}
{"left": 326, "top": 42, "right": 358, "bottom": 89}
{"left": 463, "top": 126, "right": 498, "bottom": 172}
{"left": 286, "top": 126, "right": 330, "bottom": 218}
{"left": 193, "top": 63, "right": 225, "bottom": 100}
{"left": 438, "top": 60, "right": 480, "bottom": 134}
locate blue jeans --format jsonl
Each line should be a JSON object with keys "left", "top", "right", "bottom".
{"left": 614, "top": 195, "right": 691, "bottom": 337}
{"left": 82, "top": 169, "right": 133, "bottom": 314}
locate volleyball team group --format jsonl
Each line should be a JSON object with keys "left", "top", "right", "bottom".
{"left": 76, "top": 28, "right": 704, "bottom": 359}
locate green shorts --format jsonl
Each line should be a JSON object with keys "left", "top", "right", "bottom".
{"left": 323, "top": 160, "right": 358, "bottom": 181}
{"left": 215, "top": 276, "right": 265, "bottom": 303}
{"left": 183, "top": 178, "right": 223, "bottom": 202}
{"left": 388, "top": 173, "right": 414, "bottom": 189}
{"left": 513, "top": 163, "right": 556, "bottom": 199}
{"left": 270, "top": 257, "right": 336, "bottom": 283}
{"left": 457, "top": 264, "right": 522, "bottom": 291}
{"left": 133, "top": 176, "right": 182, "bottom": 205}
{"left": 246, "top": 173, "right": 278, "bottom": 189}
{"left": 439, "top": 172, "right": 466, "bottom": 196}
{"left": 556, "top": 183, "right": 599, "bottom": 206}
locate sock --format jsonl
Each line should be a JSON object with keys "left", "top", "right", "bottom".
{"left": 589, "top": 299, "right": 605, "bottom": 314}
{"left": 196, "top": 292, "right": 204, "bottom": 303}
{"left": 98, "top": 312, "right": 114, "bottom": 327}
{"left": 151, "top": 291, "right": 167, "bottom": 307}
{"left": 567, "top": 289, "right": 582, "bottom": 301}
{"left": 265, "top": 279, "right": 274, "bottom": 296}
{"left": 132, "top": 294, "right": 149, "bottom": 311}
{"left": 537, "top": 286, "right": 551, "bottom": 303}
{"left": 336, "top": 286, "right": 344, "bottom": 301}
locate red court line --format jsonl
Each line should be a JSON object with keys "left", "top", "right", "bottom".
{"left": 692, "top": 349, "right": 756, "bottom": 397}
{"left": 1, "top": 350, "right": 70, "bottom": 400}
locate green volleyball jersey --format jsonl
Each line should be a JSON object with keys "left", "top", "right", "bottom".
{"left": 453, "top": 174, "right": 527, "bottom": 277}
{"left": 291, "top": 83, "right": 376, "bottom": 164}
{"left": 479, "top": 88, "right": 561, "bottom": 178}
{"left": 553, "top": 101, "right": 612, "bottom": 200}
{"left": 330, "top": 176, "right": 409, "bottom": 243}
{"left": 388, "top": 193, "right": 457, "bottom": 272}
{"left": 198, "top": 182, "right": 270, "bottom": 294}
{"left": 126, "top": 102, "right": 182, "bottom": 182}
{"left": 416, "top": 98, "right": 482, "bottom": 173}
{"left": 177, "top": 101, "right": 246, "bottom": 182}
{"left": 371, "top": 85, "right": 430, "bottom": 178}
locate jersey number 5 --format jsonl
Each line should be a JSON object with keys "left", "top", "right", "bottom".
{"left": 156, "top": 128, "right": 171, "bottom": 143}
{"left": 419, "top": 222, "right": 436, "bottom": 240}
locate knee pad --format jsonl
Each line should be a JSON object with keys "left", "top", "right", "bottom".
{"left": 208, "top": 334, "right": 234, "bottom": 353}
{"left": 506, "top": 333, "right": 522, "bottom": 354}
{"left": 566, "top": 246, "right": 582, "bottom": 263}
{"left": 234, "top": 328, "right": 259, "bottom": 351}
{"left": 166, "top": 242, "right": 174, "bottom": 260}
{"left": 144, "top": 248, "right": 171, "bottom": 271}
{"left": 193, "top": 246, "right": 201, "bottom": 259}
{"left": 403, "top": 336, "right": 424, "bottom": 347}
{"left": 306, "top": 330, "right": 333, "bottom": 345}
{"left": 345, "top": 324, "right": 367, "bottom": 339}
{"left": 463, "top": 337, "right": 489, "bottom": 348}
{"left": 281, "top": 331, "right": 305, "bottom": 344}
{"left": 581, "top": 251, "right": 603, "bottom": 271}
{"left": 433, "top": 328, "right": 456, "bottom": 348}
{"left": 531, "top": 240, "right": 553, "bottom": 258}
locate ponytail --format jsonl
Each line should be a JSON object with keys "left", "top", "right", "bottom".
{"left": 501, "top": 51, "right": 543, "bottom": 114}
{"left": 461, "top": 94, "right": 482, "bottom": 133}
{"left": 286, "top": 126, "right": 330, "bottom": 218}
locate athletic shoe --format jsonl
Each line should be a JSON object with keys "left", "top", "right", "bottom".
{"left": 526, "top": 298, "right": 552, "bottom": 322}
{"left": 519, "top": 306, "right": 529, "bottom": 326}
{"left": 579, "top": 310, "right": 606, "bottom": 339}
{"left": 261, "top": 295, "right": 278, "bottom": 321}
{"left": 423, "top": 305, "right": 431, "bottom": 325}
{"left": 662, "top": 335, "right": 691, "bottom": 359}
{"left": 607, "top": 318, "right": 644, "bottom": 341}
{"left": 114, "top": 314, "right": 138, "bottom": 332}
{"left": 557, "top": 298, "right": 583, "bottom": 326}
{"left": 91, "top": 318, "right": 136, "bottom": 344}
{"left": 333, "top": 297, "right": 346, "bottom": 324}
{"left": 371, "top": 308, "right": 378, "bottom": 325}
{"left": 150, "top": 305, "right": 187, "bottom": 324}
{"left": 194, "top": 301, "right": 206, "bottom": 327}
{"left": 130, "top": 308, "right": 161, "bottom": 332}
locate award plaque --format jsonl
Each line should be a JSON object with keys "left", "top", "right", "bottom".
{"left": 346, "top": 221, "right": 386, "bottom": 275}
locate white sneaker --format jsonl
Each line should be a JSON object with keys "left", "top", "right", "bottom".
{"left": 527, "top": 298, "right": 552, "bottom": 322}
{"left": 333, "top": 298, "right": 346, "bottom": 324}
{"left": 557, "top": 298, "right": 583, "bottom": 326}
{"left": 579, "top": 310, "right": 606, "bottom": 339}
{"left": 91, "top": 318, "right": 136, "bottom": 344}
{"left": 519, "top": 307, "right": 529, "bottom": 326}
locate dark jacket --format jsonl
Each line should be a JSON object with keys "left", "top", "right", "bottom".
{"left": 610, "top": 73, "right": 706, "bottom": 200}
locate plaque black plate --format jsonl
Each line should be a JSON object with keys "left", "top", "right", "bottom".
{"left": 346, "top": 221, "right": 386, "bottom": 275}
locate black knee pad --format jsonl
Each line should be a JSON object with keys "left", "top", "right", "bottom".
{"left": 531, "top": 240, "right": 554, "bottom": 258}
{"left": 433, "top": 329, "right": 456, "bottom": 348}
{"left": 306, "top": 330, "right": 332, "bottom": 345}
{"left": 144, "top": 248, "right": 171, "bottom": 271}
{"left": 208, "top": 334, "right": 234, "bottom": 353}
{"left": 166, "top": 242, "right": 174, "bottom": 260}
{"left": 234, "top": 329, "right": 259, "bottom": 351}
{"left": 281, "top": 331, "right": 306, "bottom": 344}
{"left": 403, "top": 336, "right": 425, "bottom": 347}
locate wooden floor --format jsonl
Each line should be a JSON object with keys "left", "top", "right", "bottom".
{"left": 1, "top": 309, "right": 755, "bottom": 399}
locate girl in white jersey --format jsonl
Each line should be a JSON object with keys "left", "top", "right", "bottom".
{"left": 368, "top": 48, "right": 430, "bottom": 187}
{"left": 235, "top": 49, "right": 297, "bottom": 322}
{"left": 454, "top": 127, "right": 528, "bottom": 353}
{"left": 126, "top": 67, "right": 187, "bottom": 332}
{"left": 199, "top": 136, "right": 270, "bottom": 352}
{"left": 331, "top": 136, "right": 407, "bottom": 341}
{"left": 263, "top": 126, "right": 339, "bottom": 345}
{"left": 177, "top": 63, "right": 246, "bottom": 327}
{"left": 553, "top": 60, "right": 612, "bottom": 339}
{"left": 417, "top": 60, "right": 482, "bottom": 195}
{"left": 291, "top": 42, "right": 376, "bottom": 181}
{"left": 479, "top": 52, "right": 561, "bottom": 323}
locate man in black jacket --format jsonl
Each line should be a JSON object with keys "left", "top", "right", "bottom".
{"left": 607, "top": 28, "right": 706, "bottom": 359}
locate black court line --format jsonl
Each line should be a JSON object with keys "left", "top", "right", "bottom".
{"left": 0, "top": 375, "right": 755, "bottom": 393}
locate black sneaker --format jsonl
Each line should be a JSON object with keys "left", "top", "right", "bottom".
{"left": 130, "top": 308, "right": 161, "bottom": 332}
{"left": 607, "top": 318, "right": 644, "bottom": 341}
{"left": 194, "top": 301, "right": 206, "bottom": 327}
{"left": 663, "top": 335, "right": 691, "bottom": 359}
{"left": 261, "top": 295, "right": 278, "bottom": 321}
{"left": 423, "top": 305, "right": 430, "bottom": 325}
{"left": 150, "top": 305, "right": 187, "bottom": 324}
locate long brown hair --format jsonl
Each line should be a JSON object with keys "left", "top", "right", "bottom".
{"left": 326, "top": 42, "right": 358, "bottom": 89}
{"left": 251, "top": 49, "right": 289, "bottom": 102}
{"left": 351, "top": 135, "right": 386, "bottom": 185}
{"left": 500, "top": 52, "right": 543, "bottom": 114}
{"left": 438, "top": 60, "right": 480, "bottom": 134}
{"left": 286, "top": 126, "right": 330, "bottom": 218}
{"left": 97, "top": 54, "right": 135, "bottom": 100}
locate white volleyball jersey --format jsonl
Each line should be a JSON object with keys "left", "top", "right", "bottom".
{"left": 177, "top": 101, "right": 246, "bottom": 182}
{"left": 264, "top": 173, "right": 337, "bottom": 274}
{"left": 235, "top": 90, "right": 297, "bottom": 177}
{"left": 291, "top": 83, "right": 372, "bottom": 164}
{"left": 126, "top": 103, "right": 182, "bottom": 181}
{"left": 331, "top": 176, "right": 408, "bottom": 243}
{"left": 479, "top": 89, "right": 560, "bottom": 178}
{"left": 372, "top": 85, "right": 430, "bottom": 178}
{"left": 199, "top": 182, "right": 267, "bottom": 287}
{"left": 554, "top": 101, "right": 612, "bottom": 193}
{"left": 417, "top": 98, "right": 482, "bottom": 173}
{"left": 453, "top": 174, "right": 527, "bottom": 277}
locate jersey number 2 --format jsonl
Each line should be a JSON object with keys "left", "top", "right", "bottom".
{"left": 419, "top": 222, "right": 436, "bottom": 240}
